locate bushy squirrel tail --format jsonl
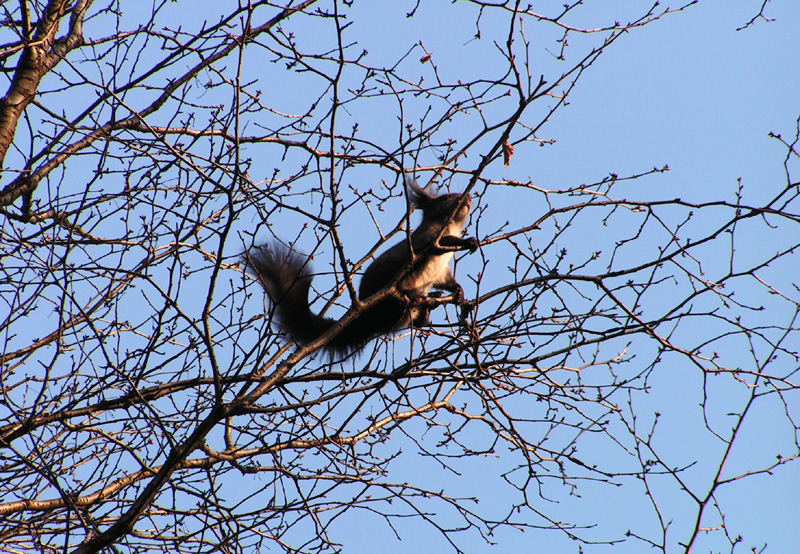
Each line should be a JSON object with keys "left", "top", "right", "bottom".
{"left": 246, "top": 243, "right": 391, "bottom": 357}
{"left": 247, "top": 243, "right": 334, "bottom": 346}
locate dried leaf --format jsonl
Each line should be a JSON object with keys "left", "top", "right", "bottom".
{"left": 502, "top": 140, "right": 514, "bottom": 166}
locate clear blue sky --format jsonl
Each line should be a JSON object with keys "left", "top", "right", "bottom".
{"left": 146, "top": 1, "right": 797, "bottom": 552}
{"left": 9, "top": 1, "right": 796, "bottom": 552}
{"left": 319, "top": 2, "right": 800, "bottom": 552}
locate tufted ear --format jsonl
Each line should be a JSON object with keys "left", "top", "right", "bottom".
{"left": 406, "top": 179, "right": 436, "bottom": 211}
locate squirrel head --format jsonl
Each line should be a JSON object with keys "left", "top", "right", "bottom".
{"left": 407, "top": 180, "right": 472, "bottom": 228}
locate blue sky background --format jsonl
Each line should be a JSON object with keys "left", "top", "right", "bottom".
{"left": 141, "top": 1, "right": 799, "bottom": 552}
{"left": 320, "top": 2, "right": 800, "bottom": 552}
{"left": 3, "top": 1, "right": 798, "bottom": 553}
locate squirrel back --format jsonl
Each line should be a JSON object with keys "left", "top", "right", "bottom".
{"left": 246, "top": 182, "right": 478, "bottom": 357}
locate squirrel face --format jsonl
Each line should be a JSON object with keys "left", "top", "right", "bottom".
{"left": 411, "top": 186, "right": 472, "bottom": 232}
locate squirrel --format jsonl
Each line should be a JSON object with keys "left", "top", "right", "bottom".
{"left": 246, "top": 181, "right": 479, "bottom": 357}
